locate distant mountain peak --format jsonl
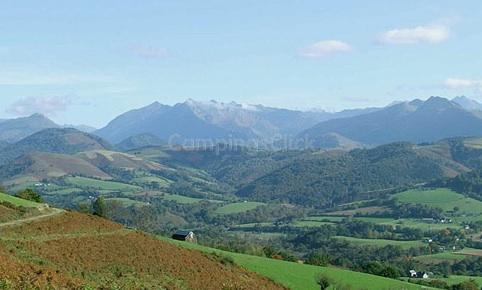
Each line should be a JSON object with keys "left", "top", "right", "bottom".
{"left": 419, "top": 96, "right": 460, "bottom": 111}
{"left": 452, "top": 96, "right": 482, "bottom": 111}
{"left": 29, "top": 112, "right": 46, "bottom": 118}
{"left": 146, "top": 101, "right": 163, "bottom": 108}
{"left": 0, "top": 113, "right": 60, "bottom": 143}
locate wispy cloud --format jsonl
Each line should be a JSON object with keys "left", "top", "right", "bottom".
{"left": 130, "top": 45, "right": 168, "bottom": 59}
{"left": 444, "top": 78, "right": 482, "bottom": 90}
{"left": 377, "top": 24, "right": 450, "bottom": 45}
{"left": 299, "top": 40, "right": 351, "bottom": 58}
{"left": 6, "top": 96, "right": 73, "bottom": 117}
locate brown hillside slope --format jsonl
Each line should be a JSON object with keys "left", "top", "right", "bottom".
{"left": 0, "top": 211, "right": 284, "bottom": 290}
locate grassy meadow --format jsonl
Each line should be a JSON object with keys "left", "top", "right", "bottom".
{"left": 215, "top": 201, "right": 266, "bottom": 214}
{"left": 166, "top": 238, "right": 434, "bottom": 290}
{"left": 334, "top": 236, "right": 425, "bottom": 249}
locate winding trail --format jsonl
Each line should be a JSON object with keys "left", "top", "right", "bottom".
{"left": 0, "top": 208, "right": 64, "bottom": 228}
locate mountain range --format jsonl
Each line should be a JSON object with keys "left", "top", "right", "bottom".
{"left": 95, "top": 99, "right": 378, "bottom": 145}
{"left": 2, "top": 96, "right": 482, "bottom": 150}
{"left": 300, "top": 96, "right": 482, "bottom": 148}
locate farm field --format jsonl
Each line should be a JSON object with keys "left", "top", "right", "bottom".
{"left": 414, "top": 252, "right": 466, "bottom": 264}
{"left": 291, "top": 220, "right": 335, "bottom": 227}
{"left": 105, "top": 197, "right": 148, "bottom": 207}
{"left": 162, "top": 193, "right": 203, "bottom": 204}
{"left": 324, "top": 206, "right": 390, "bottom": 216}
{"left": 166, "top": 238, "right": 434, "bottom": 290}
{"left": 304, "top": 215, "right": 346, "bottom": 222}
{"left": 132, "top": 176, "right": 172, "bottom": 187}
{"left": 354, "top": 216, "right": 461, "bottom": 231}
{"left": 334, "top": 236, "right": 425, "bottom": 249}
{"left": 394, "top": 188, "right": 482, "bottom": 216}
{"left": 44, "top": 188, "right": 84, "bottom": 195}
{"left": 456, "top": 247, "right": 482, "bottom": 257}
{"left": 64, "top": 176, "right": 142, "bottom": 192}
{"left": 234, "top": 222, "right": 275, "bottom": 228}
{"left": 215, "top": 201, "right": 266, "bottom": 214}
{"left": 353, "top": 217, "right": 397, "bottom": 224}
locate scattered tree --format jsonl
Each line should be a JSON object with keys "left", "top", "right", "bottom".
{"left": 16, "top": 189, "right": 43, "bottom": 203}
{"left": 93, "top": 196, "right": 107, "bottom": 217}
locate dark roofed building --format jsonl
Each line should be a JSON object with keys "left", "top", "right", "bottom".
{"left": 172, "top": 230, "right": 196, "bottom": 243}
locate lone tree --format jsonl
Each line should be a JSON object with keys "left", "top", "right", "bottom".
{"left": 16, "top": 189, "right": 43, "bottom": 203}
{"left": 93, "top": 196, "right": 107, "bottom": 217}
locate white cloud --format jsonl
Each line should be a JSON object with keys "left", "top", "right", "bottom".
{"left": 444, "top": 78, "right": 482, "bottom": 89}
{"left": 377, "top": 24, "right": 450, "bottom": 44}
{"left": 299, "top": 40, "right": 351, "bottom": 58}
{"left": 6, "top": 96, "right": 73, "bottom": 117}
{"left": 130, "top": 45, "right": 168, "bottom": 59}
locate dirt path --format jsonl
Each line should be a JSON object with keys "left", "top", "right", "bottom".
{"left": 0, "top": 208, "right": 64, "bottom": 228}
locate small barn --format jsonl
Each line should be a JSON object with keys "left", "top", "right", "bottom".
{"left": 172, "top": 230, "right": 197, "bottom": 243}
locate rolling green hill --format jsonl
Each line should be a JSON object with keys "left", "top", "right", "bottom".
{"left": 394, "top": 188, "right": 482, "bottom": 216}
{"left": 0, "top": 152, "right": 112, "bottom": 186}
{"left": 236, "top": 142, "right": 450, "bottom": 207}
{"left": 0, "top": 128, "right": 112, "bottom": 166}
{"left": 167, "top": 238, "right": 433, "bottom": 290}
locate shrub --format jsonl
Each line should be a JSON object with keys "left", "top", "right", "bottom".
{"left": 16, "top": 189, "right": 43, "bottom": 203}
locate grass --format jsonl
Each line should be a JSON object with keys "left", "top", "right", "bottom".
{"left": 394, "top": 188, "right": 482, "bottom": 215}
{"left": 291, "top": 220, "right": 335, "bottom": 227}
{"left": 45, "top": 188, "right": 84, "bottom": 195}
{"left": 334, "top": 236, "right": 425, "bottom": 249}
{"left": 132, "top": 176, "right": 172, "bottom": 187}
{"left": 0, "top": 192, "right": 41, "bottom": 208}
{"left": 414, "top": 252, "right": 466, "bottom": 264}
{"left": 165, "top": 238, "right": 433, "bottom": 290}
{"left": 347, "top": 216, "right": 458, "bottom": 231}
{"left": 392, "top": 220, "right": 460, "bottom": 231}
{"left": 162, "top": 193, "right": 203, "bottom": 204}
{"left": 215, "top": 202, "right": 265, "bottom": 215}
{"left": 65, "top": 176, "right": 142, "bottom": 192}
{"left": 456, "top": 247, "right": 482, "bottom": 257}
{"left": 234, "top": 222, "right": 275, "bottom": 228}
{"left": 161, "top": 193, "right": 223, "bottom": 204}
{"left": 105, "top": 197, "right": 148, "bottom": 207}
{"left": 304, "top": 216, "right": 346, "bottom": 222}
{"left": 353, "top": 217, "right": 397, "bottom": 223}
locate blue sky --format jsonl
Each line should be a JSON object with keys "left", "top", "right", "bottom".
{"left": 1, "top": 0, "right": 482, "bottom": 127}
